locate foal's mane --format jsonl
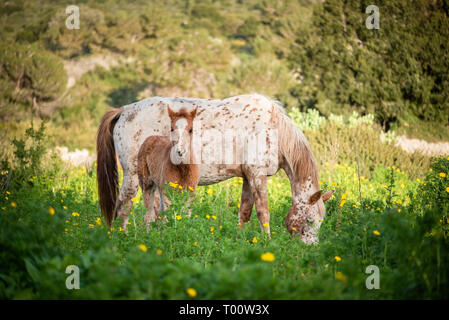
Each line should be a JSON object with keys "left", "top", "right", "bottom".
{"left": 271, "top": 101, "right": 319, "bottom": 186}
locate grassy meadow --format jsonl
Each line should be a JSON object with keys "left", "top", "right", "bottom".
{"left": 1, "top": 121, "right": 449, "bottom": 299}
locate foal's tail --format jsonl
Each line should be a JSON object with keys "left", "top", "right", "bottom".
{"left": 96, "top": 107, "right": 123, "bottom": 227}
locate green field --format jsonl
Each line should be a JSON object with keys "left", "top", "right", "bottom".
{"left": 1, "top": 122, "right": 448, "bottom": 299}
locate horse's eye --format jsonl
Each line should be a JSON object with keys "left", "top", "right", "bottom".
{"left": 189, "top": 128, "right": 193, "bottom": 134}
{"left": 171, "top": 128, "right": 174, "bottom": 132}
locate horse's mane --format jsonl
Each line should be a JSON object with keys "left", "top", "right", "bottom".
{"left": 270, "top": 100, "right": 319, "bottom": 186}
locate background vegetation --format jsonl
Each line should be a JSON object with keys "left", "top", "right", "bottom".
{"left": 1, "top": 0, "right": 448, "bottom": 151}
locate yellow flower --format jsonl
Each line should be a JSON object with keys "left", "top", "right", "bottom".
{"left": 96, "top": 218, "right": 102, "bottom": 226}
{"left": 131, "top": 197, "right": 138, "bottom": 203}
{"left": 339, "top": 200, "right": 346, "bottom": 207}
{"left": 292, "top": 227, "right": 297, "bottom": 231}
{"left": 341, "top": 193, "right": 347, "bottom": 200}
{"left": 446, "top": 187, "right": 449, "bottom": 193}
{"left": 186, "top": 288, "right": 197, "bottom": 298}
{"left": 48, "top": 207, "right": 55, "bottom": 216}
{"left": 156, "top": 249, "right": 163, "bottom": 255}
{"left": 210, "top": 227, "right": 214, "bottom": 232}
{"left": 89, "top": 224, "right": 94, "bottom": 228}
{"left": 188, "top": 186, "right": 194, "bottom": 192}
{"left": 176, "top": 215, "right": 182, "bottom": 220}
{"left": 169, "top": 182, "right": 178, "bottom": 188}
{"left": 119, "top": 227, "right": 123, "bottom": 232}
{"left": 6, "top": 191, "right": 10, "bottom": 195}
{"left": 72, "top": 212, "right": 79, "bottom": 217}
{"left": 252, "top": 237, "right": 258, "bottom": 243}
{"left": 263, "top": 222, "right": 269, "bottom": 228}
{"left": 439, "top": 172, "right": 446, "bottom": 178}
{"left": 261, "top": 252, "right": 275, "bottom": 262}
{"left": 373, "top": 230, "right": 381, "bottom": 236}
{"left": 11, "top": 202, "right": 17, "bottom": 208}
{"left": 397, "top": 209, "right": 401, "bottom": 213}
{"left": 63, "top": 206, "right": 67, "bottom": 210}
{"left": 334, "top": 256, "right": 342, "bottom": 262}
{"left": 206, "top": 188, "right": 214, "bottom": 195}
{"left": 212, "top": 215, "right": 217, "bottom": 220}
{"left": 237, "top": 203, "right": 240, "bottom": 208}
{"left": 396, "top": 200, "right": 402, "bottom": 205}
{"left": 206, "top": 214, "right": 210, "bottom": 219}
{"left": 138, "top": 244, "right": 147, "bottom": 252}
{"left": 194, "top": 241, "right": 197, "bottom": 247}
{"left": 335, "top": 272, "right": 347, "bottom": 283}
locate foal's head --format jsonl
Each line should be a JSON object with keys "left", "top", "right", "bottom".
{"left": 167, "top": 106, "right": 198, "bottom": 164}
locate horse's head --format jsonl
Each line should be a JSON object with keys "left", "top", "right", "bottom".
{"left": 285, "top": 185, "right": 334, "bottom": 244}
{"left": 167, "top": 106, "right": 197, "bottom": 164}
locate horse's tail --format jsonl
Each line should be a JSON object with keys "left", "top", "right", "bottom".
{"left": 96, "top": 107, "right": 123, "bottom": 227}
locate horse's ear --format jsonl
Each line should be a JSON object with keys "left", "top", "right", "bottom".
{"left": 322, "top": 190, "right": 334, "bottom": 202}
{"left": 308, "top": 190, "right": 322, "bottom": 205}
{"left": 167, "top": 106, "right": 175, "bottom": 117}
{"left": 190, "top": 107, "right": 198, "bottom": 118}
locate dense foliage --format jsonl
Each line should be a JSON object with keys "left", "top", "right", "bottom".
{"left": 0, "top": 0, "right": 447, "bottom": 145}
{"left": 289, "top": 0, "right": 449, "bottom": 130}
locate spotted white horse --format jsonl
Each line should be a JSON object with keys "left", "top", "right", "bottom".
{"left": 96, "top": 94, "right": 333, "bottom": 244}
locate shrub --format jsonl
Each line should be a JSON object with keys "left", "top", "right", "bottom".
{"left": 0, "top": 43, "right": 67, "bottom": 107}
{"left": 414, "top": 156, "right": 449, "bottom": 236}
{"left": 0, "top": 121, "right": 50, "bottom": 193}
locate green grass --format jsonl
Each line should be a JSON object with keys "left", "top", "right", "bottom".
{"left": 1, "top": 156, "right": 449, "bottom": 299}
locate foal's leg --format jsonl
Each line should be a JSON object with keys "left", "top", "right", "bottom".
{"left": 143, "top": 184, "right": 158, "bottom": 227}
{"left": 238, "top": 177, "right": 254, "bottom": 229}
{"left": 245, "top": 170, "right": 271, "bottom": 236}
{"left": 155, "top": 186, "right": 170, "bottom": 223}
{"left": 185, "top": 192, "right": 197, "bottom": 217}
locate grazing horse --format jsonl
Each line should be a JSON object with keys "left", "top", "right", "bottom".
{"left": 137, "top": 106, "right": 199, "bottom": 226}
{"left": 97, "top": 93, "right": 333, "bottom": 244}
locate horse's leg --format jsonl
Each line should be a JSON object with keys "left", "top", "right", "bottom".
{"left": 238, "top": 177, "right": 254, "bottom": 229}
{"left": 245, "top": 170, "right": 271, "bottom": 236}
{"left": 115, "top": 172, "right": 139, "bottom": 231}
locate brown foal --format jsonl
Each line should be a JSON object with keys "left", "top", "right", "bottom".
{"left": 137, "top": 106, "right": 198, "bottom": 226}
